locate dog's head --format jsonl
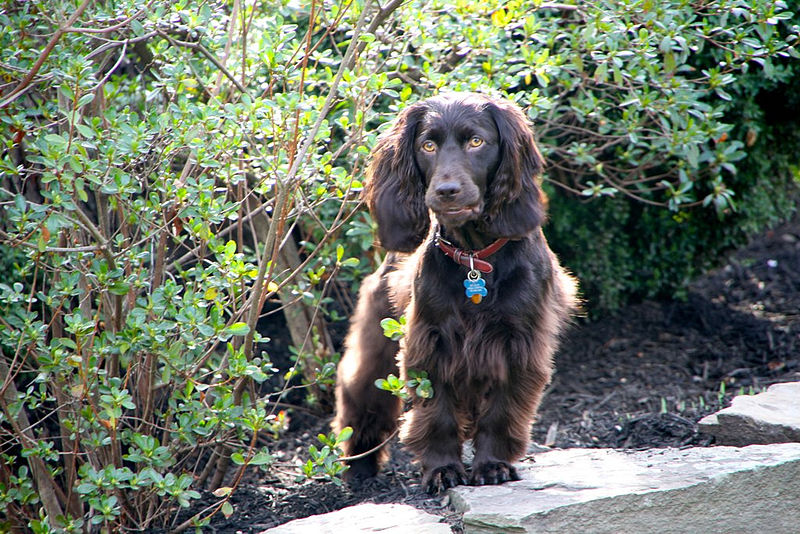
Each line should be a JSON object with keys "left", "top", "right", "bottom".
{"left": 364, "top": 92, "right": 546, "bottom": 252}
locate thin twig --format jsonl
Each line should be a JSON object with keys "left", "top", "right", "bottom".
{"left": 538, "top": 2, "right": 581, "bottom": 10}
{"left": 0, "top": 0, "right": 94, "bottom": 109}
{"left": 338, "top": 429, "right": 400, "bottom": 462}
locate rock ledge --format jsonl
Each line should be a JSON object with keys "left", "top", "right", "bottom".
{"left": 698, "top": 381, "right": 800, "bottom": 445}
{"left": 449, "top": 443, "right": 800, "bottom": 534}
{"left": 260, "top": 502, "right": 451, "bottom": 533}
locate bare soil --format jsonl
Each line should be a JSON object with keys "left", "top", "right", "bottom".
{"left": 178, "top": 217, "right": 800, "bottom": 533}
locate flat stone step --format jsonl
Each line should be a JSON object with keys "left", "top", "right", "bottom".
{"left": 449, "top": 443, "right": 800, "bottom": 534}
{"left": 259, "top": 502, "right": 452, "bottom": 533}
{"left": 698, "top": 381, "right": 800, "bottom": 445}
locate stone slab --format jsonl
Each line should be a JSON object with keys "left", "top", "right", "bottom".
{"left": 698, "top": 381, "right": 800, "bottom": 446}
{"left": 259, "top": 502, "right": 451, "bottom": 534}
{"left": 449, "top": 443, "right": 800, "bottom": 534}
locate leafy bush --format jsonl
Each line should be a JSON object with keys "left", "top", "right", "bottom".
{"left": 0, "top": 0, "right": 397, "bottom": 530}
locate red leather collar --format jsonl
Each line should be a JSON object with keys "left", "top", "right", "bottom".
{"left": 435, "top": 233, "right": 508, "bottom": 274}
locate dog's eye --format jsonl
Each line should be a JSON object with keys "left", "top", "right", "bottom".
{"left": 468, "top": 136, "right": 484, "bottom": 148}
{"left": 421, "top": 140, "right": 437, "bottom": 153}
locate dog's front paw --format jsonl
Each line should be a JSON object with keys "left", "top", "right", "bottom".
{"left": 470, "top": 460, "right": 521, "bottom": 486}
{"left": 423, "top": 463, "right": 468, "bottom": 494}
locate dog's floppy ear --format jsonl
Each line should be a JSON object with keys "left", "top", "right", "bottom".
{"left": 482, "top": 98, "right": 547, "bottom": 238}
{"left": 363, "top": 102, "right": 430, "bottom": 252}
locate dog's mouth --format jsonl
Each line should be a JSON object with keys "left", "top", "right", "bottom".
{"left": 432, "top": 204, "right": 482, "bottom": 223}
{"left": 442, "top": 206, "right": 478, "bottom": 217}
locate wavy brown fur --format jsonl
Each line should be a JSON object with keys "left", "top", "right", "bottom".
{"left": 333, "top": 92, "right": 577, "bottom": 493}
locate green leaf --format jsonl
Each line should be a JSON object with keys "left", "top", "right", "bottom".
{"left": 197, "top": 323, "right": 215, "bottom": 337}
{"left": 221, "top": 501, "right": 234, "bottom": 518}
{"left": 374, "top": 378, "right": 390, "bottom": 391}
{"left": 659, "top": 36, "right": 673, "bottom": 53}
{"left": 44, "top": 133, "right": 67, "bottom": 148}
{"left": 225, "top": 322, "right": 251, "bottom": 336}
{"left": 250, "top": 451, "right": 273, "bottom": 466}
{"left": 108, "top": 282, "right": 130, "bottom": 296}
{"left": 663, "top": 52, "right": 676, "bottom": 73}
{"left": 337, "top": 426, "right": 353, "bottom": 444}
{"left": 77, "top": 93, "right": 95, "bottom": 108}
{"left": 224, "top": 240, "right": 237, "bottom": 256}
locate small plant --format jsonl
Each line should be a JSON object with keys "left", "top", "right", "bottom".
{"left": 718, "top": 380, "right": 728, "bottom": 404}
{"left": 380, "top": 316, "right": 406, "bottom": 341}
{"left": 377, "top": 316, "right": 433, "bottom": 399}
{"left": 302, "top": 428, "right": 352, "bottom": 484}
{"left": 406, "top": 370, "right": 434, "bottom": 399}
{"left": 375, "top": 370, "right": 434, "bottom": 400}
{"left": 375, "top": 373, "right": 407, "bottom": 398}
{"left": 741, "top": 385, "right": 758, "bottom": 396}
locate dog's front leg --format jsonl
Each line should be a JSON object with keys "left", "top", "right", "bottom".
{"left": 400, "top": 385, "right": 467, "bottom": 494}
{"left": 470, "top": 360, "right": 550, "bottom": 486}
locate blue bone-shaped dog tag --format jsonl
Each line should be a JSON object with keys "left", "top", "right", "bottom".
{"left": 464, "top": 275, "right": 488, "bottom": 304}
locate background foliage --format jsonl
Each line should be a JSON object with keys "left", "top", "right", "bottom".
{"left": 0, "top": 0, "right": 797, "bottom": 531}
{"left": 388, "top": 0, "right": 799, "bottom": 309}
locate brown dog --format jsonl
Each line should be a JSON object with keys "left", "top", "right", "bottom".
{"left": 333, "top": 92, "right": 576, "bottom": 493}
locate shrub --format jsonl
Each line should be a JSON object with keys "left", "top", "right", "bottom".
{"left": 0, "top": 0, "right": 399, "bottom": 530}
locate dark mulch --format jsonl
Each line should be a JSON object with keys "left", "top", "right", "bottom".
{"left": 177, "top": 217, "right": 800, "bottom": 533}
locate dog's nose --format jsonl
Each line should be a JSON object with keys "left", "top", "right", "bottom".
{"left": 435, "top": 182, "right": 461, "bottom": 199}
